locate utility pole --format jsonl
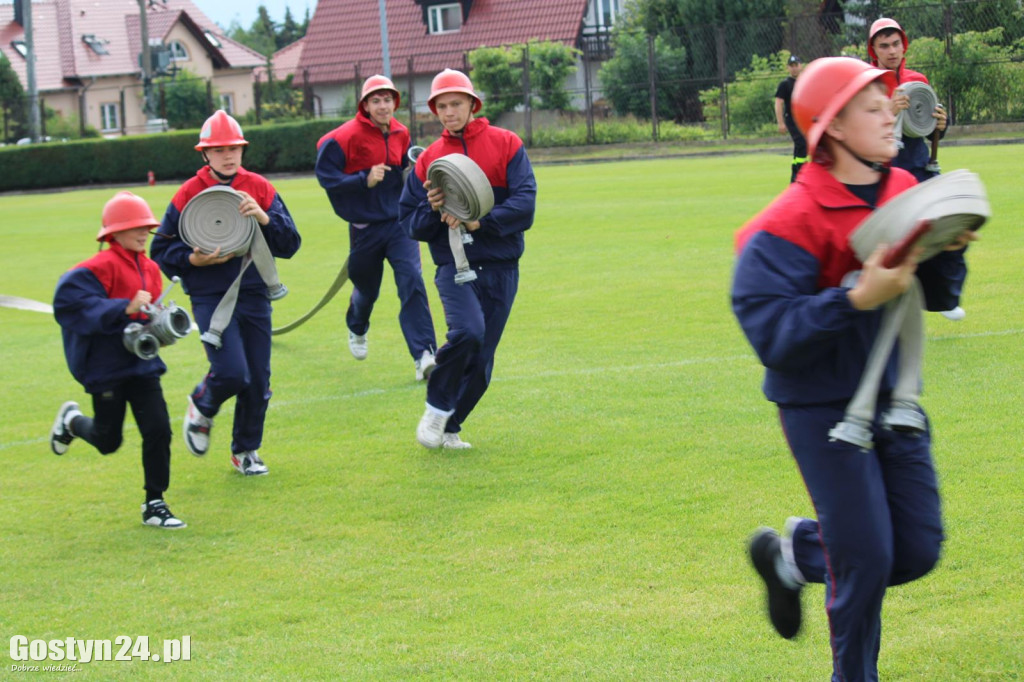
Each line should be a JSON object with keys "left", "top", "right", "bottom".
{"left": 21, "top": 0, "right": 40, "bottom": 142}
{"left": 378, "top": 0, "right": 391, "bottom": 79}
{"left": 138, "top": 0, "right": 155, "bottom": 119}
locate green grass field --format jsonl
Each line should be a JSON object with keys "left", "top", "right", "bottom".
{"left": 2, "top": 146, "right": 1022, "bottom": 680}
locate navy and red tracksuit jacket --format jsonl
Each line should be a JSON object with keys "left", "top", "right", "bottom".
{"left": 150, "top": 166, "right": 301, "bottom": 297}
{"left": 884, "top": 60, "right": 947, "bottom": 179}
{"left": 398, "top": 117, "right": 537, "bottom": 266}
{"left": 315, "top": 110, "right": 409, "bottom": 224}
{"left": 732, "top": 161, "right": 966, "bottom": 406}
{"left": 53, "top": 241, "right": 167, "bottom": 394}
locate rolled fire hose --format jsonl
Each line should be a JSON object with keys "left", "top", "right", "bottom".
{"left": 829, "top": 170, "right": 990, "bottom": 449}
{"left": 179, "top": 185, "right": 287, "bottom": 349}
{"left": 273, "top": 146, "right": 427, "bottom": 336}
{"left": 893, "top": 81, "right": 938, "bottom": 150}
{"left": 426, "top": 154, "right": 495, "bottom": 285}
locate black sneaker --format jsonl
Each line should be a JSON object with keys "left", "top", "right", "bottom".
{"left": 141, "top": 500, "right": 187, "bottom": 529}
{"left": 749, "top": 527, "right": 802, "bottom": 639}
{"left": 50, "top": 401, "right": 82, "bottom": 455}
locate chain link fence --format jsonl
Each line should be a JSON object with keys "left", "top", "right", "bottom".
{"left": 290, "top": 0, "right": 1023, "bottom": 146}
{"left": 26, "top": 0, "right": 1021, "bottom": 146}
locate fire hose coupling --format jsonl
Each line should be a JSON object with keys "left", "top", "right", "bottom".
{"left": 828, "top": 416, "right": 875, "bottom": 451}
{"left": 179, "top": 186, "right": 287, "bottom": 349}
{"left": 882, "top": 400, "right": 927, "bottom": 433}
{"left": 122, "top": 276, "right": 193, "bottom": 360}
{"left": 426, "top": 154, "right": 495, "bottom": 285}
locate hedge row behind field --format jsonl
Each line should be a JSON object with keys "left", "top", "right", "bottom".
{"left": 0, "top": 118, "right": 346, "bottom": 192}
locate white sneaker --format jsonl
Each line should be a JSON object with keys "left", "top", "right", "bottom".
{"left": 231, "top": 450, "right": 269, "bottom": 476}
{"left": 415, "top": 350, "right": 436, "bottom": 381}
{"left": 349, "top": 331, "right": 368, "bottom": 360}
{"left": 940, "top": 306, "right": 966, "bottom": 321}
{"left": 441, "top": 432, "right": 472, "bottom": 450}
{"left": 183, "top": 395, "right": 212, "bottom": 457}
{"left": 50, "top": 400, "right": 82, "bottom": 455}
{"left": 416, "top": 405, "right": 451, "bottom": 449}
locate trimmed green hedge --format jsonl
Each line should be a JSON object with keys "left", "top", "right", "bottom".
{"left": 0, "top": 118, "right": 346, "bottom": 192}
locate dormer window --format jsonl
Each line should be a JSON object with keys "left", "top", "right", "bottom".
{"left": 204, "top": 30, "right": 222, "bottom": 48}
{"left": 428, "top": 3, "right": 462, "bottom": 34}
{"left": 11, "top": 40, "right": 27, "bottom": 58}
{"left": 82, "top": 34, "right": 110, "bottom": 55}
{"left": 168, "top": 40, "right": 189, "bottom": 61}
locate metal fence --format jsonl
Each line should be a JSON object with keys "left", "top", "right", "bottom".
{"left": 288, "top": 0, "right": 1024, "bottom": 146}
{"left": 26, "top": 0, "right": 1022, "bottom": 145}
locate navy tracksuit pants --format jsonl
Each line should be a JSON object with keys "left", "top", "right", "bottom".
{"left": 347, "top": 220, "right": 436, "bottom": 359}
{"left": 189, "top": 292, "right": 273, "bottom": 455}
{"left": 427, "top": 262, "right": 518, "bottom": 434}
{"left": 779, "top": 402, "right": 943, "bottom": 682}
{"left": 72, "top": 375, "right": 171, "bottom": 496}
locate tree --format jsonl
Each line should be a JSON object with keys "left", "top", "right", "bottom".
{"left": 158, "top": 69, "right": 215, "bottom": 129}
{"left": 277, "top": 8, "right": 301, "bottom": 50}
{"left": 598, "top": 31, "right": 691, "bottom": 121}
{"left": 249, "top": 71, "right": 306, "bottom": 123}
{"left": 228, "top": 4, "right": 307, "bottom": 57}
{"left": 526, "top": 40, "right": 580, "bottom": 111}
{"left": 0, "top": 53, "right": 27, "bottom": 144}
{"left": 468, "top": 45, "right": 524, "bottom": 120}
{"left": 599, "top": 0, "right": 787, "bottom": 122}
{"left": 468, "top": 40, "right": 581, "bottom": 119}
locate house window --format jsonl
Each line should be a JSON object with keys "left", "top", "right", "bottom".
{"left": 11, "top": 40, "right": 27, "bottom": 58}
{"left": 428, "top": 4, "right": 462, "bottom": 34}
{"left": 168, "top": 40, "right": 189, "bottom": 62}
{"left": 100, "top": 103, "right": 119, "bottom": 132}
{"left": 204, "top": 31, "right": 222, "bottom": 48}
{"left": 219, "top": 93, "right": 235, "bottom": 115}
{"left": 598, "top": 0, "right": 620, "bottom": 28}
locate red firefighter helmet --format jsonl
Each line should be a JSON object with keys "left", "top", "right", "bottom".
{"left": 360, "top": 74, "right": 400, "bottom": 109}
{"left": 867, "top": 18, "right": 909, "bottom": 65}
{"left": 195, "top": 110, "right": 248, "bottom": 151}
{"left": 97, "top": 191, "right": 160, "bottom": 241}
{"left": 792, "top": 57, "right": 897, "bottom": 157}
{"left": 427, "top": 69, "right": 482, "bottom": 114}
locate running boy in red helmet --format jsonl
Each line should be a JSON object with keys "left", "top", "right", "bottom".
{"left": 868, "top": 17, "right": 948, "bottom": 183}
{"left": 151, "top": 110, "right": 301, "bottom": 476}
{"left": 399, "top": 69, "right": 537, "bottom": 450}
{"left": 315, "top": 75, "right": 437, "bottom": 379}
{"left": 51, "top": 192, "right": 185, "bottom": 528}
{"left": 869, "top": 17, "right": 966, "bottom": 322}
{"left": 732, "top": 57, "right": 976, "bottom": 681}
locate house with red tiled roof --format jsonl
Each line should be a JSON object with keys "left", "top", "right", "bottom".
{"left": 297, "top": 0, "right": 623, "bottom": 117}
{"left": 0, "top": 0, "right": 265, "bottom": 137}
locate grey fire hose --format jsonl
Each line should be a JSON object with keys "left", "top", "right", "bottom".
{"left": 179, "top": 185, "right": 287, "bottom": 349}
{"left": 426, "top": 154, "right": 495, "bottom": 285}
{"left": 273, "top": 146, "right": 429, "bottom": 336}
{"left": 829, "top": 170, "right": 990, "bottom": 449}
{"left": 271, "top": 259, "right": 349, "bottom": 335}
{"left": 894, "top": 81, "right": 938, "bottom": 150}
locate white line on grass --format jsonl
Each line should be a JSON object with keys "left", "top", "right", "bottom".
{"left": 7, "top": 329, "right": 1022, "bottom": 451}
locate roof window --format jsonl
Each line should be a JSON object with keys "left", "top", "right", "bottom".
{"left": 11, "top": 40, "right": 27, "bottom": 58}
{"left": 82, "top": 34, "right": 110, "bottom": 55}
{"left": 428, "top": 3, "right": 462, "bottom": 34}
